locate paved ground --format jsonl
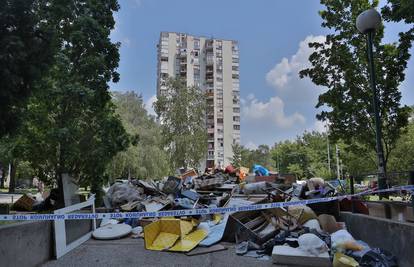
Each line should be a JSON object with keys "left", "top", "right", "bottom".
{"left": 43, "top": 238, "right": 283, "bottom": 267}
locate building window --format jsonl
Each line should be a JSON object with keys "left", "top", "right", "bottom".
{"left": 217, "top": 118, "right": 223, "bottom": 124}
{"left": 233, "top": 125, "right": 240, "bottom": 130}
{"left": 233, "top": 116, "right": 240, "bottom": 122}
{"left": 194, "top": 39, "right": 200, "bottom": 49}
{"left": 233, "top": 107, "right": 240, "bottom": 113}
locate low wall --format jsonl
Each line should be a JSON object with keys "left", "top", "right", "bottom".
{"left": 0, "top": 219, "right": 94, "bottom": 267}
{"left": 340, "top": 211, "right": 414, "bottom": 267}
{"left": 0, "top": 221, "right": 53, "bottom": 267}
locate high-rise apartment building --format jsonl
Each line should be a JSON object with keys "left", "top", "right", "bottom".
{"left": 157, "top": 32, "right": 240, "bottom": 168}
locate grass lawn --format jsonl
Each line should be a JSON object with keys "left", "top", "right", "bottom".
{"left": 0, "top": 188, "right": 39, "bottom": 194}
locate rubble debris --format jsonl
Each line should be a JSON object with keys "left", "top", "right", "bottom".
{"left": 331, "top": 229, "right": 362, "bottom": 253}
{"left": 87, "top": 165, "right": 400, "bottom": 266}
{"left": 162, "top": 176, "right": 182, "bottom": 194}
{"left": 252, "top": 164, "right": 269, "bottom": 176}
{"left": 194, "top": 172, "right": 225, "bottom": 190}
{"left": 13, "top": 194, "right": 35, "bottom": 211}
{"left": 359, "top": 248, "right": 398, "bottom": 267}
{"left": 303, "top": 219, "right": 322, "bottom": 233}
{"left": 298, "top": 233, "right": 329, "bottom": 255}
{"left": 272, "top": 245, "right": 331, "bottom": 266}
{"left": 105, "top": 182, "right": 143, "bottom": 208}
{"left": 143, "top": 218, "right": 207, "bottom": 252}
{"left": 333, "top": 252, "right": 359, "bottom": 267}
{"left": 180, "top": 169, "right": 198, "bottom": 180}
{"left": 242, "top": 181, "right": 271, "bottom": 194}
{"left": 318, "top": 214, "right": 342, "bottom": 234}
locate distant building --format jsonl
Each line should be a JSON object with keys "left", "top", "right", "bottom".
{"left": 157, "top": 32, "right": 240, "bottom": 168}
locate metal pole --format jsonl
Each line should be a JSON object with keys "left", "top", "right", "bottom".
{"left": 409, "top": 170, "right": 414, "bottom": 210}
{"left": 336, "top": 145, "right": 340, "bottom": 180}
{"left": 366, "top": 31, "right": 387, "bottom": 195}
{"left": 350, "top": 175, "right": 355, "bottom": 213}
{"left": 327, "top": 136, "right": 331, "bottom": 174}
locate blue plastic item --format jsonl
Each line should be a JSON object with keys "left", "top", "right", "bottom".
{"left": 252, "top": 164, "right": 269, "bottom": 176}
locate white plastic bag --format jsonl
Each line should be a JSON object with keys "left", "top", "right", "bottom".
{"left": 298, "top": 233, "right": 329, "bottom": 256}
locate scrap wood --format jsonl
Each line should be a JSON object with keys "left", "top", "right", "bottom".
{"left": 277, "top": 215, "right": 298, "bottom": 231}
{"left": 186, "top": 244, "right": 227, "bottom": 256}
{"left": 120, "top": 200, "right": 141, "bottom": 211}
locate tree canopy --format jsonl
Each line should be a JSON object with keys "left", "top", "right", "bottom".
{"left": 300, "top": 0, "right": 412, "bottom": 169}
{"left": 154, "top": 78, "right": 207, "bottom": 169}
{"left": 0, "top": 0, "right": 128, "bottom": 196}
{"left": 106, "top": 92, "right": 170, "bottom": 180}
{"left": 0, "top": 0, "right": 56, "bottom": 137}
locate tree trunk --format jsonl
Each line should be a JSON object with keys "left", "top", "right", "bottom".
{"left": 90, "top": 176, "right": 103, "bottom": 207}
{"left": 56, "top": 172, "right": 65, "bottom": 208}
{"left": 0, "top": 164, "right": 4, "bottom": 189}
{"left": 8, "top": 162, "right": 16, "bottom": 193}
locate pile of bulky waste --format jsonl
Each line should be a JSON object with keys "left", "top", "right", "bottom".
{"left": 91, "top": 164, "right": 398, "bottom": 266}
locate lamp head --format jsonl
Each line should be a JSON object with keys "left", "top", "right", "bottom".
{"left": 356, "top": 8, "right": 382, "bottom": 34}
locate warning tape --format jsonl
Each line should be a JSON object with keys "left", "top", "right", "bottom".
{"left": 1, "top": 185, "right": 413, "bottom": 221}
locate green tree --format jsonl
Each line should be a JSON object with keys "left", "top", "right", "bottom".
{"left": 300, "top": 0, "right": 411, "bottom": 170}
{"left": 272, "top": 140, "right": 307, "bottom": 176}
{"left": 240, "top": 146, "right": 254, "bottom": 169}
{"left": 107, "top": 92, "right": 170, "bottom": 180}
{"left": 0, "top": 0, "right": 56, "bottom": 137}
{"left": 301, "top": 131, "right": 333, "bottom": 178}
{"left": 388, "top": 120, "right": 414, "bottom": 172}
{"left": 382, "top": 0, "right": 414, "bottom": 25}
{"left": 1, "top": 0, "right": 128, "bottom": 201}
{"left": 230, "top": 143, "right": 242, "bottom": 168}
{"left": 154, "top": 78, "right": 207, "bottom": 169}
{"left": 287, "top": 163, "right": 305, "bottom": 179}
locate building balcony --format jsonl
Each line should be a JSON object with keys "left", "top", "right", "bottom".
{"left": 205, "top": 42, "right": 214, "bottom": 51}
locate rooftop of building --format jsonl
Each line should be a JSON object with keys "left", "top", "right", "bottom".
{"left": 160, "top": 31, "right": 238, "bottom": 43}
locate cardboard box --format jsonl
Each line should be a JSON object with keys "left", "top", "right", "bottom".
{"left": 144, "top": 219, "right": 207, "bottom": 252}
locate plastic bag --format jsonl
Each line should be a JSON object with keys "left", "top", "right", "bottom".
{"left": 333, "top": 252, "right": 359, "bottom": 267}
{"left": 298, "top": 233, "right": 329, "bottom": 255}
{"left": 360, "top": 248, "right": 398, "bottom": 267}
{"left": 303, "top": 219, "right": 322, "bottom": 233}
{"left": 331, "top": 229, "right": 362, "bottom": 252}
{"left": 106, "top": 182, "right": 142, "bottom": 207}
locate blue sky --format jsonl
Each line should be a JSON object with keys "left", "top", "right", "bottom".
{"left": 110, "top": 0, "right": 413, "bottom": 149}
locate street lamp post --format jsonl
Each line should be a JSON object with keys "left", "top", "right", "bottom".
{"left": 356, "top": 9, "right": 387, "bottom": 194}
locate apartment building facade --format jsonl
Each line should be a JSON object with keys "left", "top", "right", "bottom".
{"left": 157, "top": 32, "right": 240, "bottom": 168}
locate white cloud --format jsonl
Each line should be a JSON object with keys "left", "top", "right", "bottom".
{"left": 312, "top": 120, "right": 328, "bottom": 133}
{"left": 266, "top": 35, "right": 326, "bottom": 90}
{"left": 242, "top": 95, "right": 305, "bottom": 129}
{"left": 246, "top": 93, "right": 255, "bottom": 101}
{"left": 145, "top": 95, "right": 157, "bottom": 116}
{"left": 241, "top": 35, "right": 328, "bottom": 146}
